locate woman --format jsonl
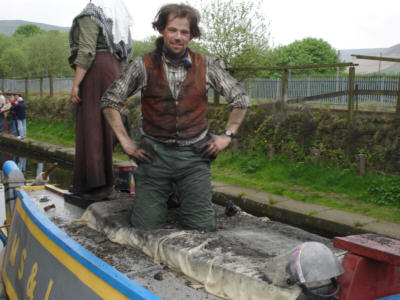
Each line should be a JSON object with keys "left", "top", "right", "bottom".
{"left": 0, "top": 97, "right": 11, "bottom": 133}
{"left": 69, "top": 0, "right": 133, "bottom": 200}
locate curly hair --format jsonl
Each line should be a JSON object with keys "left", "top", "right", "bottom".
{"left": 152, "top": 4, "right": 201, "bottom": 39}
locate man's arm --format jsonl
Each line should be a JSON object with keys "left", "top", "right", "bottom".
{"left": 101, "top": 57, "right": 150, "bottom": 162}
{"left": 103, "top": 108, "right": 152, "bottom": 163}
{"left": 200, "top": 58, "right": 250, "bottom": 158}
{"left": 200, "top": 107, "right": 247, "bottom": 158}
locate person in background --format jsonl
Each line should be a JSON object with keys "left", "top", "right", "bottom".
{"left": 9, "top": 94, "right": 18, "bottom": 135}
{"left": 101, "top": 4, "right": 250, "bottom": 231}
{"left": 68, "top": 0, "right": 133, "bottom": 201}
{"left": 13, "top": 95, "right": 26, "bottom": 139}
{"left": 0, "top": 97, "right": 11, "bottom": 133}
{"left": 0, "top": 91, "right": 5, "bottom": 132}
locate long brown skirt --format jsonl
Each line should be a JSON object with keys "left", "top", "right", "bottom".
{"left": 73, "top": 52, "right": 122, "bottom": 193}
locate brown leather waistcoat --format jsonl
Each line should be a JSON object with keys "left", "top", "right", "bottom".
{"left": 142, "top": 50, "right": 207, "bottom": 139}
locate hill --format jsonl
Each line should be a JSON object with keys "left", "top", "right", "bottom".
{"left": 0, "top": 20, "right": 69, "bottom": 36}
{"left": 339, "top": 44, "right": 400, "bottom": 74}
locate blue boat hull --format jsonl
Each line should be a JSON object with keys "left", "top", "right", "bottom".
{"left": 1, "top": 187, "right": 160, "bottom": 300}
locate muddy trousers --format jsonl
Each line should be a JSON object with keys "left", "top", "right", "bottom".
{"left": 131, "top": 137, "right": 216, "bottom": 231}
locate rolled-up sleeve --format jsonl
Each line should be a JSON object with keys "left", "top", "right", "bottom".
{"left": 74, "top": 16, "right": 99, "bottom": 70}
{"left": 207, "top": 57, "right": 250, "bottom": 110}
{"left": 101, "top": 57, "right": 147, "bottom": 111}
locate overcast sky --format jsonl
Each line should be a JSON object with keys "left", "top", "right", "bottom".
{"left": 1, "top": 0, "right": 399, "bottom": 50}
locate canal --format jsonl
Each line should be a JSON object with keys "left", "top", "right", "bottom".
{"left": 0, "top": 145, "right": 73, "bottom": 189}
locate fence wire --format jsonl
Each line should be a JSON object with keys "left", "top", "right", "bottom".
{"left": 2, "top": 76, "right": 398, "bottom": 107}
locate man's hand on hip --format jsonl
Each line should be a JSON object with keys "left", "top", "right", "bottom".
{"left": 121, "top": 139, "right": 153, "bottom": 164}
{"left": 200, "top": 134, "right": 231, "bottom": 158}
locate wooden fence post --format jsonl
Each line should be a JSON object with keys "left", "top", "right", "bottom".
{"left": 24, "top": 78, "right": 29, "bottom": 100}
{"left": 396, "top": 73, "right": 400, "bottom": 115}
{"left": 231, "top": 138, "right": 238, "bottom": 154}
{"left": 267, "top": 144, "right": 275, "bottom": 161}
{"left": 281, "top": 68, "right": 288, "bottom": 103}
{"left": 40, "top": 77, "right": 44, "bottom": 99}
{"left": 355, "top": 84, "right": 359, "bottom": 111}
{"left": 49, "top": 75, "right": 54, "bottom": 97}
{"left": 213, "top": 90, "right": 220, "bottom": 105}
{"left": 311, "top": 147, "right": 321, "bottom": 166}
{"left": 356, "top": 153, "right": 366, "bottom": 176}
{"left": 347, "top": 66, "right": 355, "bottom": 124}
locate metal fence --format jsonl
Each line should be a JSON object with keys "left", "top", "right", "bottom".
{"left": 244, "top": 77, "right": 399, "bottom": 107}
{"left": 2, "top": 76, "right": 398, "bottom": 107}
{"left": 2, "top": 78, "right": 74, "bottom": 94}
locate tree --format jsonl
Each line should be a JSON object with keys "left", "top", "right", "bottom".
{"left": 199, "top": 0, "right": 270, "bottom": 77}
{"left": 131, "top": 36, "right": 157, "bottom": 58}
{"left": 263, "top": 38, "right": 342, "bottom": 77}
{"left": 0, "top": 45, "right": 28, "bottom": 78}
{"left": 0, "top": 34, "right": 12, "bottom": 84}
{"left": 13, "top": 24, "right": 43, "bottom": 38}
{"left": 24, "top": 30, "right": 72, "bottom": 96}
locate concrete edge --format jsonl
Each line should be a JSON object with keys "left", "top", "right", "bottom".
{"left": 212, "top": 191, "right": 370, "bottom": 238}
{"left": 1, "top": 132, "right": 399, "bottom": 240}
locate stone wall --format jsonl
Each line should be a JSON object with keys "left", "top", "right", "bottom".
{"left": 26, "top": 96, "right": 400, "bottom": 174}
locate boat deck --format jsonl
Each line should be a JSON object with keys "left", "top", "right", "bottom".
{"left": 23, "top": 187, "right": 223, "bottom": 300}
{"left": 81, "top": 198, "right": 342, "bottom": 300}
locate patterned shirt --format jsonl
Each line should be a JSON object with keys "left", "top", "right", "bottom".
{"left": 101, "top": 52, "right": 250, "bottom": 145}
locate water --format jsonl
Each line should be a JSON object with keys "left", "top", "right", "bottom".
{"left": 0, "top": 145, "right": 73, "bottom": 190}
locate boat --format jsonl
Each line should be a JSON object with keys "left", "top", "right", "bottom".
{"left": 0, "top": 160, "right": 161, "bottom": 300}
{"left": 1, "top": 159, "right": 400, "bottom": 300}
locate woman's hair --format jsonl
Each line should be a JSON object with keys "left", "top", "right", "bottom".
{"left": 152, "top": 4, "right": 201, "bottom": 39}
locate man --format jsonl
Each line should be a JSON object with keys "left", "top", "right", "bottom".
{"left": 14, "top": 95, "right": 26, "bottom": 139}
{"left": 101, "top": 4, "right": 250, "bottom": 231}
{"left": 0, "top": 91, "right": 5, "bottom": 132}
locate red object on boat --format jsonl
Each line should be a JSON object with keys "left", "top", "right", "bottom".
{"left": 119, "top": 166, "right": 136, "bottom": 173}
{"left": 334, "top": 234, "right": 400, "bottom": 300}
{"left": 129, "top": 173, "right": 135, "bottom": 197}
{"left": 116, "top": 164, "right": 136, "bottom": 194}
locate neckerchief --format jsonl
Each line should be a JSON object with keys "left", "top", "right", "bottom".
{"left": 162, "top": 46, "right": 192, "bottom": 69}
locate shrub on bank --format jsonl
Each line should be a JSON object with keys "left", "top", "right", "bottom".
{"left": 26, "top": 94, "right": 400, "bottom": 175}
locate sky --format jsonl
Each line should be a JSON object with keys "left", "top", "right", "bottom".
{"left": 1, "top": 0, "right": 400, "bottom": 50}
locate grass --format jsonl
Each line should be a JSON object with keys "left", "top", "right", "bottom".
{"left": 27, "top": 120, "right": 129, "bottom": 161}
{"left": 211, "top": 150, "right": 400, "bottom": 223}
{"left": 27, "top": 120, "right": 75, "bottom": 147}
{"left": 26, "top": 120, "right": 400, "bottom": 223}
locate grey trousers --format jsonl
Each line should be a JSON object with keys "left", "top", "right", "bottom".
{"left": 131, "top": 136, "right": 216, "bottom": 231}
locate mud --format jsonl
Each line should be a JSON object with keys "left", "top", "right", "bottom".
{"left": 51, "top": 217, "right": 223, "bottom": 300}
{"left": 24, "top": 188, "right": 222, "bottom": 300}
{"left": 364, "top": 233, "right": 395, "bottom": 246}
{"left": 79, "top": 199, "right": 344, "bottom": 300}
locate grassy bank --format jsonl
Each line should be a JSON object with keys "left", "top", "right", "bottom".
{"left": 27, "top": 120, "right": 75, "bottom": 147}
{"left": 212, "top": 150, "right": 400, "bottom": 223}
{"left": 26, "top": 120, "right": 400, "bottom": 223}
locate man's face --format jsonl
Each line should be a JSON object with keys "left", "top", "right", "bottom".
{"left": 160, "top": 15, "right": 192, "bottom": 58}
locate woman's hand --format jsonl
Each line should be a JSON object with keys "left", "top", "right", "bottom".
{"left": 71, "top": 66, "right": 87, "bottom": 104}
{"left": 71, "top": 85, "right": 81, "bottom": 103}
